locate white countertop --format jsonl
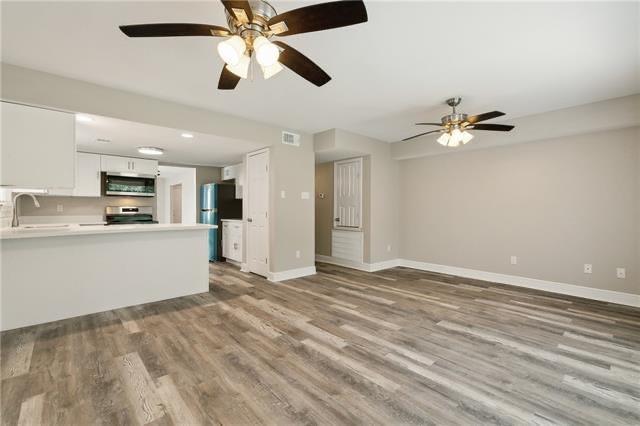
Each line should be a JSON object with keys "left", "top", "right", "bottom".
{"left": 221, "top": 218, "right": 243, "bottom": 222}
{"left": 0, "top": 223, "right": 216, "bottom": 240}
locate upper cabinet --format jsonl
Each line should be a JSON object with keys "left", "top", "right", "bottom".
{"left": 1, "top": 101, "right": 75, "bottom": 188}
{"left": 101, "top": 155, "right": 158, "bottom": 176}
{"left": 74, "top": 153, "right": 101, "bottom": 197}
{"left": 222, "top": 163, "right": 244, "bottom": 199}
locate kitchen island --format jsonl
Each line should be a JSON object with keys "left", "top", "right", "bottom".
{"left": 1, "top": 223, "right": 215, "bottom": 331}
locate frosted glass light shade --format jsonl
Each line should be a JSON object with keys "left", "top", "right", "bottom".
{"left": 217, "top": 35, "right": 246, "bottom": 65}
{"left": 449, "top": 128, "right": 463, "bottom": 146}
{"left": 254, "top": 36, "right": 280, "bottom": 66}
{"left": 461, "top": 130, "right": 474, "bottom": 144}
{"left": 437, "top": 133, "right": 450, "bottom": 146}
{"left": 226, "top": 54, "right": 250, "bottom": 79}
{"left": 261, "top": 62, "right": 283, "bottom": 79}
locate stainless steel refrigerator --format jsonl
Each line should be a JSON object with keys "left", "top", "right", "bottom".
{"left": 200, "top": 183, "right": 242, "bottom": 261}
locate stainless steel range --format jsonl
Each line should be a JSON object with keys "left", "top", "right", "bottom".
{"left": 105, "top": 206, "right": 157, "bottom": 225}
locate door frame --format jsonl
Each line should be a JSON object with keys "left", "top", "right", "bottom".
{"left": 169, "top": 183, "right": 182, "bottom": 224}
{"left": 243, "top": 147, "right": 270, "bottom": 276}
{"left": 333, "top": 156, "right": 363, "bottom": 230}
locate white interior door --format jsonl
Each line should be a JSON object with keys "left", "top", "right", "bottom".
{"left": 334, "top": 157, "right": 362, "bottom": 229}
{"left": 246, "top": 149, "right": 269, "bottom": 277}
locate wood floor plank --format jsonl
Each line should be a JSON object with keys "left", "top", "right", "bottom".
{"left": 16, "top": 392, "right": 45, "bottom": 426}
{"left": 2, "top": 260, "right": 638, "bottom": 425}
{"left": 115, "top": 352, "right": 166, "bottom": 424}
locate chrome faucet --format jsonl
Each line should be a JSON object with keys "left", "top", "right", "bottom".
{"left": 12, "top": 193, "right": 40, "bottom": 227}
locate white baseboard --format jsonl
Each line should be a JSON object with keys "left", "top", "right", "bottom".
{"left": 315, "top": 255, "right": 640, "bottom": 307}
{"left": 400, "top": 259, "right": 640, "bottom": 307}
{"left": 268, "top": 266, "right": 316, "bottom": 282}
{"left": 315, "top": 255, "right": 401, "bottom": 273}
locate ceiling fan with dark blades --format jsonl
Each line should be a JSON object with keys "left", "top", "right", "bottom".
{"left": 403, "top": 97, "right": 515, "bottom": 147}
{"left": 119, "top": 0, "right": 368, "bottom": 90}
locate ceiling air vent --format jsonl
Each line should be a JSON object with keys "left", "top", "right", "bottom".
{"left": 282, "top": 131, "right": 301, "bottom": 147}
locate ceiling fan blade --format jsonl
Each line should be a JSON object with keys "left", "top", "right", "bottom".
{"left": 221, "top": 0, "right": 253, "bottom": 24}
{"left": 119, "top": 23, "right": 231, "bottom": 37}
{"left": 465, "top": 111, "right": 505, "bottom": 124}
{"left": 273, "top": 41, "right": 331, "bottom": 87}
{"left": 218, "top": 66, "right": 241, "bottom": 90}
{"left": 415, "top": 122, "right": 443, "bottom": 126}
{"left": 469, "top": 123, "right": 515, "bottom": 132}
{"left": 268, "top": 0, "right": 368, "bottom": 36}
{"left": 402, "top": 130, "right": 440, "bottom": 142}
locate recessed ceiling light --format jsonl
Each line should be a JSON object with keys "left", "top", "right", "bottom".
{"left": 137, "top": 146, "right": 164, "bottom": 155}
{"left": 76, "top": 114, "right": 93, "bottom": 123}
{"left": 181, "top": 133, "right": 194, "bottom": 139}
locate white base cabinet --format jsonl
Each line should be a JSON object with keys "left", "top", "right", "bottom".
{"left": 222, "top": 219, "right": 243, "bottom": 263}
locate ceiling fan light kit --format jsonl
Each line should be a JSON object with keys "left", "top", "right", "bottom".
{"left": 403, "top": 97, "right": 515, "bottom": 147}
{"left": 119, "top": 0, "right": 368, "bottom": 90}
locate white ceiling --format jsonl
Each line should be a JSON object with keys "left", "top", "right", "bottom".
{"left": 2, "top": 1, "right": 638, "bottom": 143}
{"left": 76, "top": 114, "right": 263, "bottom": 166}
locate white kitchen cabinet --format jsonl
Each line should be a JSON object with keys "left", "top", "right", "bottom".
{"left": 222, "top": 165, "right": 238, "bottom": 181}
{"left": 100, "top": 155, "right": 157, "bottom": 176}
{"left": 222, "top": 220, "right": 243, "bottom": 263}
{"left": 49, "top": 152, "right": 101, "bottom": 197}
{"left": 222, "top": 163, "right": 244, "bottom": 199}
{"left": 1, "top": 101, "right": 75, "bottom": 189}
{"left": 73, "top": 153, "right": 101, "bottom": 197}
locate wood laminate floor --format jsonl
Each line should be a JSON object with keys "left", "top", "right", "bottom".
{"left": 2, "top": 262, "right": 639, "bottom": 425}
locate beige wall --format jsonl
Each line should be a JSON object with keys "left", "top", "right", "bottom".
{"left": 400, "top": 126, "right": 640, "bottom": 295}
{"left": 314, "top": 129, "right": 400, "bottom": 263}
{"left": 315, "top": 162, "right": 333, "bottom": 256}
{"left": 2, "top": 63, "right": 314, "bottom": 274}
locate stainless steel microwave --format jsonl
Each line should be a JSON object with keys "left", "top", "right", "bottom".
{"left": 104, "top": 172, "right": 155, "bottom": 197}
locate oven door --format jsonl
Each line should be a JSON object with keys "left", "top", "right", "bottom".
{"left": 105, "top": 173, "right": 156, "bottom": 197}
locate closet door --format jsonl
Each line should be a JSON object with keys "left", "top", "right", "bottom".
{"left": 334, "top": 157, "right": 362, "bottom": 229}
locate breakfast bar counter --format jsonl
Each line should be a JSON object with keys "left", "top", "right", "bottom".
{"left": 1, "top": 223, "right": 216, "bottom": 331}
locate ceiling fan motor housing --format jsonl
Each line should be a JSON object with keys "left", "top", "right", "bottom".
{"left": 225, "top": 0, "right": 278, "bottom": 44}
{"left": 441, "top": 113, "right": 468, "bottom": 127}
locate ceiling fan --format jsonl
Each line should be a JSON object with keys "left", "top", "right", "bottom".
{"left": 403, "top": 97, "right": 515, "bottom": 147}
{"left": 119, "top": 0, "right": 368, "bottom": 90}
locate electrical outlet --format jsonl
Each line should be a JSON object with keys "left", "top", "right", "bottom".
{"left": 387, "top": 245, "right": 392, "bottom": 252}
{"left": 616, "top": 268, "right": 626, "bottom": 279}
{"left": 584, "top": 264, "right": 592, "bottom": 274}
{"left": 295, "top": 250, "right": 300, "bottom": 259}
{"left": 510, "top": 256, "right": 517, "bottom": 265}
{"left": 56, "top": 204, "right": 63, "bottom": 213}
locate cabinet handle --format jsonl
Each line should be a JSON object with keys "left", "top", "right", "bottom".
{"left": 247, "top": 218, "right": 252, "bottom": 222}
{"left": 234, "top": 243, "right": 238, "bottom": 250}
{"left": 131, "top": 161, "right": 135, "bottom": 170}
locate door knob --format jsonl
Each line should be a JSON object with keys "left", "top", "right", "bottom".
{"left": 334, "top": 218, "right": 340, "bottom": 222}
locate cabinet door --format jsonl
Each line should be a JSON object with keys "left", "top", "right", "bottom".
{"left": 235, "top": 164, "right": 244, "bottom": 199}
{"left": 100, "top": 155, "right": 131, "bottom": 173}
{"left": 1, "top": 102, "right": 75, "bottom": 188}
{"left": 73, "top": 153, "right": 101, "bottom": 197}
{"left": 131, "top": 158, "right": 158, "bottom": 176}
{"left": 229, "top": 223, "right": 243, "bottom": 262}
{"left": 221, "top": 222, "right": 230, "bottom": 258}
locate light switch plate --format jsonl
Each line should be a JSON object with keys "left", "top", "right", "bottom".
{"left": 616, "top": 268, "right": 626, "bottom": 279}
{"left": 301, "top": 192, "right": 310, "bottom": 200}
{"left": 280, "top": 190, "right": 286, "bottom": 199}
{"left": 510, "top": 256, "right": 517, "bottom": 265}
